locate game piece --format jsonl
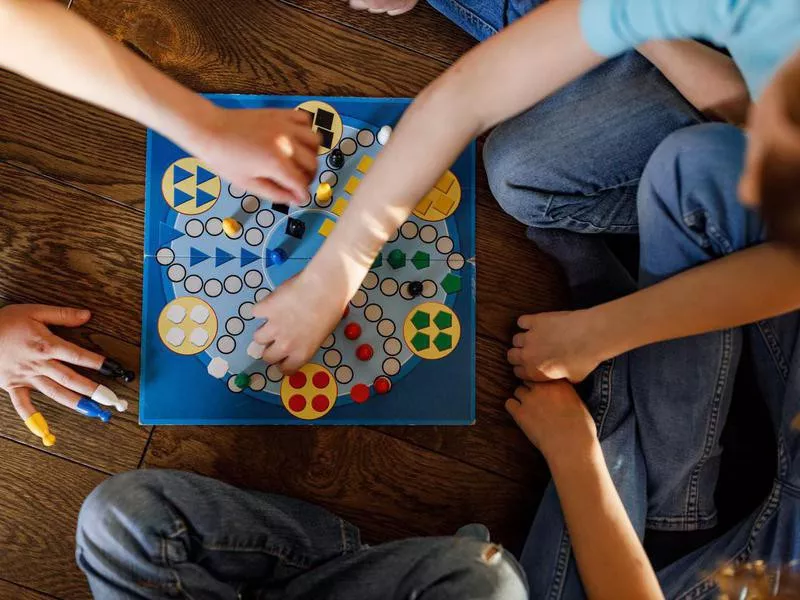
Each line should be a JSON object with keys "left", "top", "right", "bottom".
{"left": 77, "top": 398, "right": 112, "bottom": 423}
{"left": 167, "top": 304, "right": 186, "bottom": 324}
{"left": 441, "top": 273, "right": 462, "bottom": 294}
{"left": 92, "top": 384, "right": 128, "bottom": 412}
{"left": 207, "top": 357, "right": 229, "bottom": 379}
{"left": 99, "top": 358, "right": 136, "bottom": 383}
{"left": 408, "top": 281, "right": 424, "bottom": 298}
{"left": 267, "top": 248, "right": 287, "bottom": 266}
{"left": 328, "top": 148, "right": 345, "bottom": 169}
{"left": 24, "top": 412, "right": 55, "bottom": 447}
{"left": 247, "top": 341, "right": 266, "bottom": 359}
{"left": 272, "top": 203, "right": 289, "bottom": 215}
{"left": 234, "top": 373, "right": 251, "bottom": 388}
{"left": 372, "top": 254, "right": 383, "bottom": 268}
{"left": 344, "top": 322, "right": 362, "bottom": 340}
{"left": 190, "top": 305, "right": 210, "bottom": 324}
{"left": 377, "top": 125, "right": 392, "bottom": 145}
{"left": 387, "top": 249, "right": 406, "bottom": 269}
{"left": 351, "top": 383, "right": 370, "bottom": 404}
{"left": 285, "top": 217, "right": 306, "bottom": 240}
{"left": 316, "top": 182, "right": 333, "bottom": 204}
{"left": 312, "top": 371, "right": 330, "bottom": 388}
{"left": 411, "top": 251, "right": 430, "bottom": 270}
{"left": 342, "top": 305, "right": 350, "bottom": 319}
{"left": 374, "top": 376, "right": 391, "bottom": 395}
{"left": 222, "top": 218, "right": 241, "bottom": 237}
{"left": 289, "top": 372, "right": 307, "bottom": 388}
{"left": 356, "top": 344, "right": 374, "bottom": 361}
{"left": 190, "top": 327, "right": 210, "bottom": 347}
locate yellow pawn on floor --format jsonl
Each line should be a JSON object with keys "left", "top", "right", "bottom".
{"left": 316, "top": 182, "right": 333, "bottom": 204}
{"left": 25, "top": 412, "right": 56, "bottom": 447}
{"left": 222, "top": 218, "right": 241, "bottom": 237}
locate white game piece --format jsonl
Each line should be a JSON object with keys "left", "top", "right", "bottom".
{"left": 190, "top": 305, "right": 210, "bottom": 324}
{"left": 166, "top": 304, "right": 186, "bottom": 324}
{"left": 166, "top": 327, "right": 185, "bottom": 347}
{"left": 207, "top": 357, "right": 229, "bottom": 379}
{"left": 91, "top": 384, "right": 128, "bottom": 412}
{"left": 247, "top": 341, "right": 266, "bottom": 359}
{"left": 190, "top": 328, "right": 209, "bottom": 347}
{"left": 377, "top": 125, "right": 392, "bottom": 145}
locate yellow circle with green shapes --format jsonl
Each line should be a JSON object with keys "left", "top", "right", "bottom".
{"left": 403, "top": 302, "right": 461, "bottom": 360}
{"left": 280, "top": 363, "right": 338, "bottom": 420}
{"left": 295, "top": 100, "right": 343, "bottom": 156}
{"left": 162, "top": 157, "right": 221, "bottom": 215}
{"left": 412, "top": 170, "right": 461, "bottom": 222}
{"left": 158, "top": 297, "right": 218, "bottom": 356}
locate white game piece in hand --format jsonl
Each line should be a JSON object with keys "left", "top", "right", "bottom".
{"left": 377, "top": 125, "right": 392, "bottom": 145}
{"left": 92, "top": 384, "right": 128, "bottom": 412}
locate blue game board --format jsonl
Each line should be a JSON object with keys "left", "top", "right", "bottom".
{"left": 141, "top": 95, "right": 475, "bottom": 425}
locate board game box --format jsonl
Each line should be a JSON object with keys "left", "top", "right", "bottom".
{"left": 141, "top": 95, "right": 475, "bottom": 425}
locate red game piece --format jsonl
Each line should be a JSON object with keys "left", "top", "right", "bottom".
{"left": 374, "top": 376, "right": 391, "bottom": 395}
{"left": 356, "top": 344, "right": 374, "bottom": 361}
{"left": 288, "top": 394, "right": 306, "bottom": 412}
{"left": 342, "top": 305, "right": 350, "bottom": 319}
{"left": 344, "top": 323, "right": 362, "bottom": 340}
{"left": 351, "top": 383, "right": 370, "bottom": 404}
{"left": 289, "top": 372, "right": 307, "bottom": 389}
{"left": 312, "top": 395, "right": 330, "bottom": 412}
{"left": 312, "top": 371, "right": 330, "bottom": 389}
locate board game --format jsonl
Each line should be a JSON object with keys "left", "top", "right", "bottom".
{"left": 141, "top": 95, "right": 475, "bottom": 425}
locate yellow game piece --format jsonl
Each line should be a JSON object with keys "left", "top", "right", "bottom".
{"left": 316, "top": 182, "right": 333, "bottom": 204}
{"left": 25, "top": 412, "right": 56, "bottom": 447}
{"left": 222, "top": 218, "right": 241, "bottom": 237}
{"left": 343, "top": 176, "right": 361, "bottom": 195}
{"left": 331, "top": 198, "right": 349, "bottom": 216}
{"left": 356, "top": 155, "right": 374, "bottom": 174}
{"left": 318, "top": 218, "right": 336, "bottom": 237}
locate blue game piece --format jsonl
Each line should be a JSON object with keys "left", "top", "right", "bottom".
{"left": 267, "top": 248, "right": 287, "bottom": 266}
{"left": 215, "top": 247, "right": 235, "bottom": 267}
{"left": 240, "top": 248, "right": 259, "bottom": 267}
{"left": 76, "top": 398, "right": 112, "bottom": 423}
{"left": 159, "top": 222, "right": 184, "bottom": 245}
{"left": 190, "top": 247, "right": 210, "bottom": 266}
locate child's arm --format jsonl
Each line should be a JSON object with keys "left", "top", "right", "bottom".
{"left": 507, "top": 382, "right": 664, "bottom": 600}
{"left": 0, "top": 0, "right": 318, "bottom": 202}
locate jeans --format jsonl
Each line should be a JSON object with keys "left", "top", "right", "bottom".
{"left": 75, "top": 470, "right": 528, "bottom": 600}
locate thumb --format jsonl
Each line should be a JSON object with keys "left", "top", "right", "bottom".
{"left": 32, "top": 305, "right": 91, "bottom": 327}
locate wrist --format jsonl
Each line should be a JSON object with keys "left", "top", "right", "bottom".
{"left": 546, "top": 435, "right": 603, "bottom": 478}
{"left": 167, "top": 95, "right": 222, "bottom": 157}
{"left": 581, "top": 303, "right": 636, "bottom": 362}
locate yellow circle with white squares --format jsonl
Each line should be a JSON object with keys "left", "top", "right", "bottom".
{"left": 403, "top": 302, "right": 461, "bottom": 360}
{"left": 161, "top": 157, "right": 222, "bottom": 215}
{"left": 412, "top": 170, "right": 461, "bottom": 222}
{"left": 158, "top": 297, "right": 218, "bottom": 355}
{"left": 295, "top": 100, "right": 343, "bottom": 156}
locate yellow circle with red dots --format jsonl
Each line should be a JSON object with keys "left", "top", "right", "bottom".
{"left": 162, "top": 157, "right": 221, "bottom": 215}
{"left": 295, "top": 100, "right": 343, "bottom": 156}
{"left": 403, "top": 302, "right": 461, "bottom": 360}
{"left": 158, "top": 297, "right": 218, "bottom": 356}
{"left": 412, "top": 170, "right": 461, "bottom": 222}
{"left": 280, "top": 363, "right": 338, "bottom": 420}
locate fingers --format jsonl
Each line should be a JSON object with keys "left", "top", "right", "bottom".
{"left": 273, "top": 153, "right": 312, "bottom": 202}
{"left": 293, "top": 123, "right": 321, "bottom": 152}
{"left": 9, "top": 387, "right": 36, "bottom": 421}
{"left": 31, "top": 376, "right": 80, "bottom": 411}
{"left": 277, "top": 354, "right": 304, "bottom": 376}
{"left": 505, "top": 397, "right": 522, "bottom": 421}
{"left": 249, "top": 178, "right": 298, "bottom": 205}
{"left": 292, "top": 143, "right": 318, "bottom": 179}
{"left": 507, "top": 347, "right": 523, "bottom": 366}
{"left": 512, "top": 332, "right": 526, "bottom": 348}
{"left": 517, "top": 315, "right": 536, "bottom": 330}
{"left": 513, "top": 366, "right": 529, "bottom": 381}
{"left": 45, "top": 334, "right": 104, "bottom": 369}
{"left": 32, "top": 305, "right": 91, "bottom": 327}
{"left": 261, "top": 340, "right": 289, "bottom": 366}
{"left": 40, "top": 360, "right": 98, "bottom": 398}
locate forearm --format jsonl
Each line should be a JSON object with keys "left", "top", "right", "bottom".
{"left": 637, "top": 40, "right": 750, "bottom": 124}
{"left": 548, "top": 442, "right": 663, "bottom": 600}
{"left": 0, "top": 0, "right": 216, "bottom": 149}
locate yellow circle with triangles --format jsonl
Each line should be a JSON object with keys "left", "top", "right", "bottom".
{"left": 412, "top": 170, "right": 461, "bottom": 222}
{"left": 295, "top": 100, "right": 343, "bottom": 156}
{"left": 403, "top": 302, "right": 461, "bottom": 360}
{"left": 158, "top": 297, "right": 218, "bottom": 356}
{"left": 161, "top": 157, "right": 221, "bottom": 215}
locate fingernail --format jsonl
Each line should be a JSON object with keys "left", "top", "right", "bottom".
{"left": 79, "top": 310, "right": 91, "bottom": 319}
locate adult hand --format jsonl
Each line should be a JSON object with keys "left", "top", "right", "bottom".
{"left": 348, "top": 0, "right": 419, "bottom": 15}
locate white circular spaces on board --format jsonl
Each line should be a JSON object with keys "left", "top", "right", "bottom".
{"left": 185, "top": 219, "right": 204, "bottom": 238}
{"left": 436, "top": 236, "right": 454, "bottom": 254}
{"left": 324, "top": 349, "right": 342, "bottom": 368}
{"left": 156, "top": 247, "right": 174, "bottom": 266}
{"left": 335, "top": 365, "right": 354, "bottom": 384}
{"left": 244, "top": 270, "right": 263, "bottom": 288}
{"left": 400, "top": 221, "right": 418, "bottom": 239}
{"left": 167, "top": 264, "right": 186, "bottom": 282}
{"left": 357, "top": 129, "right": 375, "bottom": 147}
{"left": 241, "top": 195, "right": 260, "bottom": 213}
{"left": 226, "top": 317, "right": 245, "bottom": 336}
{"left": 205, "top": 217, "right": 223, "bottom": 236}
{"left": 350, "top": 290, "right": 368, "bottom": 308}
{"left": 266, "top": 364, "right": 283, "bottom": 382}
{"left": 256, "top": 210, "right": 275, "bottom": 228}
{"left": 383, "top": 357, "right": 401, "bottom": 376}
{"left": 380, "top": 278, "right": 399, "bottom": 297}
{"left": 297, "top": 191, "right": 313, "bottom": 208}
{"left": 399, "top": 282, "right": 413, "bottom": 300}
{"left": 184, "top": 275, "right": 203, "bottom": 294}
{"left": 239, "top": 301, "right": 255, "bottom": 320}
{"left": 245, "top": 228, "right": 264, "bottom": 247}
{"left": 339, "top": 138, "right": 357, "bottom": 156}
{"left": 361, "top": 272, "right": 379, "bottom": 290}
{"left": 227, "top": 376, "right": 243, "bottom": 393}
{"left": 249, "top": 372, "right": 267, "bottom": 391}
{"left": 384, "top": 337, "right": 402, "bottom": 356}
{"left": 254, "top": 288, "right": 271, "bottom": 303}
{"left": 205, "top": 278, "right": 223, "bottom": 297}
{"left": 447, "top": 252, "right": 466, "bottom": 270}
{"left": 378, "top": 318, "right": 396, "bottom": 337}
{"left": 321, "top": 333, "right": 335, "bottom": 349}
{"left": 228, "top": 184, "right": 247, "bottom": 198}
{"left": 319, "top": 171, "right": 338, "bottom": 187}
{"left": 364, "top": 304, "right": 383, "bottom": 322}
{"left": 422, "top": 280, "right": 438, "bottom": 298}
{"left": 419, "top": 225, "right": 437, "bottom": 244}
{"left": 224, "top": 275, "right": 243, "bottom": 294}
{"left": 217, "top": 335, "right": 236, "bottom": 354}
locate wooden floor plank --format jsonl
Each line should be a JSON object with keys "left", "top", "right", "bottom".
{"left": 0, "top": 579, "right": 59, "bottom": 600}
{"left": 0, "top": 438, "right": 105, "bottom": 599}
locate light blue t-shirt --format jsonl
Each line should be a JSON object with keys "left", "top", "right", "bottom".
{"left": 580, "top": 0, "right": 800, "bottom": 98}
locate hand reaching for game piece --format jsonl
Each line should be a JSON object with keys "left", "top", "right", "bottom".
{"left": 190, "top": 108, "right": 320, "bottom": 205}
{"left": 348, "top": 0, "right": 419, "bottom": 15}
{"left": 507, "top": 310, "right": 607, "bottom": 383}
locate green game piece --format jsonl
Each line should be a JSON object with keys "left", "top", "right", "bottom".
{"left": 433, "top": 310, "right": 453, "bottom": 330}
{"left": 411, "top": 251, "right": 430, "bottom": 270}
{"left": 410, "top": 310, "right": 430, "bottom": 330}
{"left": 234, "top": 373, "right": 251, "bottom": 388}
{"left": 387, "top": 249, "right": 406, "bottom": 269}
{"left": 372, "top": 253, "right": 383, "bottom": 268}
{"left": 440, "top": 273, "right": 462, "bottom": 294}
{"left": 411, "top": 332, "right": 430, "bottom": 351}
{"left": 433, "top": 332, "right": 453, "bottom": 351}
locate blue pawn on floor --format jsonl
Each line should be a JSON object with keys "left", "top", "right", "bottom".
{"left": 267, "top": 248, "right": 287, "bottom": 266}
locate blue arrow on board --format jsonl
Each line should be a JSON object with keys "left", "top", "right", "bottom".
{"left": 173, "top": 165, "right": 193, "bottom": 185}
{"left": 190, "top": 247, "right": 210, "bottom": 267}
{"left": 173, "top": 187, "right": 194, "bottom": 207}
{"left": 215, "top": 247, "right": 235, "bottom": 267}
{"left": 196, "top": 165, "right": 216, "bottom": 186}
{"left": 240, "top": 248, "right": 260, "bottom": 267}
{"left": 159, "top": 222, "right": 184, "bottom": 246}
{"left": 195, "top": 188, "right": 217, "bottom": 208}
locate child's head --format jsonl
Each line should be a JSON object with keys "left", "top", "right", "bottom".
{"left": 739, "top": 49, "right": 800, "bottom": 245}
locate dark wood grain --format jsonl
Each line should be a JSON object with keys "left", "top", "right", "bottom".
{"left": 0, "top": 437, "right": 104, "bottom": 599}
{"left": 0, "top": 579, "right": 58, "bottom": 600}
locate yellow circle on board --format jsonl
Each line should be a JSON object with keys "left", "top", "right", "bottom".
{"left": 161, "top": 157, "right": 221, "bottom": 215}
{"left": 280, "top": 363, "right": 338, "bottom": 420}
{"left": 158, "top": 297, "right": 218, "bottom": 356}
{"left": 403, "top": 302, "right": 461, "bottom": 360}
{"left": 412, "top": 170, "right": 462, "bottom": 222}
{"left": 295, "top": 100, "right": 343, "bottom": 156}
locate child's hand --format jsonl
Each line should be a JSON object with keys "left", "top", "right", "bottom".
{"left": 506, "top": 381, "right": 597, "bottom": 460}
{"left": 192, "top": 108, "right": 319, "bottom": 205}
{"left": 349, "top": 0, "right": 419, "bottom": 15}
{"left": 507, "top": 310, "right": 607, "bottom": 383}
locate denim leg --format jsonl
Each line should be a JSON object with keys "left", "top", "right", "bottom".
{"left": 425, "top": 0, "right": 542, "bottom": 41}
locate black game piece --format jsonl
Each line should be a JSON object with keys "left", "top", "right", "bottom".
{"left": 318, "top": 129, "right": 334, "bottom": 150}
{"left": 272, "top": 203, "right": 289, "bottom": 215}
{"left": 408, "top": 281, "right": 424, "bottom": 298}
{"left": 314, "top": 109, "right": 335, "bottom": 130}
{"left": 328, "top": 149, "right": 345, "bottom": 170}
{"left": 99, "top": 358, "right": 136, "bottom": 383}
{"left": 285, "top": 217, "right": 306, "bottom": 240}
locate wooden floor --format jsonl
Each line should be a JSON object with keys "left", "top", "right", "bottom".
{"left": 0, "top": 2, "right": 567, "bottom": 597}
